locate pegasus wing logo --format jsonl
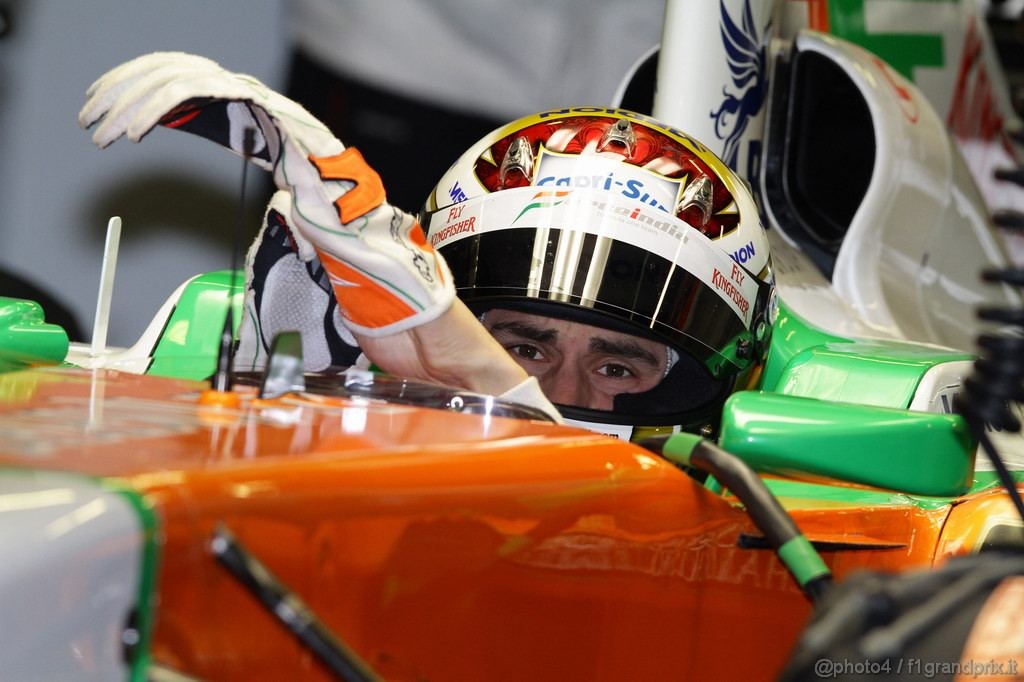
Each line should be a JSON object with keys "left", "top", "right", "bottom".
{"left": 710, "top": 0, "right": 770, "bottom": 170}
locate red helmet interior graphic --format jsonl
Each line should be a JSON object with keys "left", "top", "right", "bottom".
{"left": 472, "top": 116, "right": 740, "bottom": 240}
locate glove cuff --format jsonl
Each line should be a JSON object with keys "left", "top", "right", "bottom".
{"left": 499, "top": 376, "right": 563, "bottom": 423}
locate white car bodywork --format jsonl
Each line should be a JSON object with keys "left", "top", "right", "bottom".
{"left": 771, "top": 31, "right": 1018, "bottom": 352}
{"left": 0, "top": 470, "right": 145, "bottom": 680}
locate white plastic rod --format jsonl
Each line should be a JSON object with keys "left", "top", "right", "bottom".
{"left": 91, "top": 216, "right": 122, "bottom": 356}
{"left": 654, "top": 0, "right": 776, "bottom": 175}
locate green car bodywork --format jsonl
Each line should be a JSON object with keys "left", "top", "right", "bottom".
{"left": 0, "top": 297, "right": 69, "bottom": 373}
{"left": 146, "top": 270, "right": 245, "bottom": 379}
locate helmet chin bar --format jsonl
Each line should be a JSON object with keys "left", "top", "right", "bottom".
{"left": 557, "top": 376, "right": 731, "bottom": 443}
{"left": 613, "top": 356, "right": 731, "bottom": 415}
{"left": 560, "top": 414, "right": 716, "bottom": 444}
{"left": 561, "top": 417, "right": 642, "bottom": 441}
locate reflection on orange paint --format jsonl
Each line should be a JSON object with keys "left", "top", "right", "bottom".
{"left": 0, "top": 366, "right": 1006, "bottom": 681}
{"left": 935, "top": 491, "right": 1024, "bottom": 562}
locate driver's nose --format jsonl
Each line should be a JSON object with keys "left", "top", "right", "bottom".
{"left": 539, "top": 370, "right": 609, "bottom": 411}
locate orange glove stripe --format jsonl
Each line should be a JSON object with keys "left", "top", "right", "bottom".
{"left": 309, "top": 148, "right": 386, "bottom": 224}
{"left": 406, "top": 221, "right": 429, "bottom": 248}
{"left": 317, "top": 250, "right": 418, "bottom": 329}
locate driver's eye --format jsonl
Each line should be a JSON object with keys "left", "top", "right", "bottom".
{"left": 509, "top": 344, "right": 545, "bottom": 361}
{"left": 596, "top": 363, "right": 635, "bottom": 379}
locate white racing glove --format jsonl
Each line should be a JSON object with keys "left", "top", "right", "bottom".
{"left": 79, "top": 52, "right": 455, "bottom": 337}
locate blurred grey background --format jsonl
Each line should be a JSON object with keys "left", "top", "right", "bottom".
{"left": 0, "top": 0, "right": 286, "bottom": 345}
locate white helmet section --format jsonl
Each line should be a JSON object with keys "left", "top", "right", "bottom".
{"left": 0, "top": 471, "right": 145, "bottom": 679}
{"left": 427, "top": 108, "right": 770, "bottom": 282}
{"left": 427, "top": 186, "right": 762, "bottom": 327}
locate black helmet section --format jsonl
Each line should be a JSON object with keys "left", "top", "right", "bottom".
{"left": 437, "top": 220, "right": 764, "bottom": 383}
{"left": 468, "top": 294, "right": 735, "bottom": 428}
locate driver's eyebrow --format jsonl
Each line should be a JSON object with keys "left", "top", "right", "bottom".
{"left": 589, "top": 336, "right": 660, "bottom": 367}
{"left": 487, "top": 320, "right": 558, "bottom": 344}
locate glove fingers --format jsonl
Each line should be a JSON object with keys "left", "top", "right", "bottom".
{"left": 80, "top": 53, "right": 221, "bottom": 130}
{"left": 128, "top": 74, "right": 279, "bottom": 155}
{"left": 84, "top": 56, "right": 231, "bottom": 147}
{"left": 88, "top": 66, "right": 214, "bottom": 147}
{"left": 125, "top": 71, "right": 251, "bottom": 137}
{"left": 83, "top": 52, "right": 175, "bottom": 102}
{"left": 80, "top": 61, "right": 164, "bottom": 132}
{"left": 84, "top": 52, "right": 220, "bottom": 99}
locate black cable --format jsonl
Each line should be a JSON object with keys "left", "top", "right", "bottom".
{"left": 858, "top": 557, "right": 1024, "bottom": 660}
{"left": 976, "top": 423, "right": 1024, "bottom": 522}
{"left": 210, "top": 524, "right": 380, "bottom": 682}
{"left": 960, "top": 266, "right": 1024, "bottom": 525}
{"left": 644, "top": 435, "right": 833, "bottom": 604}
{"left": 210, "top": 127, "right": 254, "bottom": 392}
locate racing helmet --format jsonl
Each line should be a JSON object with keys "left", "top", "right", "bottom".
{"left": 422, "top": 108, "right": 774, "bottom": 440}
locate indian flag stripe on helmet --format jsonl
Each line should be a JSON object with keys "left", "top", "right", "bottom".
{"left": 427, "top": 186, "right": 760, "bottom": 327}
{"left": 512, "top": 190, "right": 571, "bottom": 223}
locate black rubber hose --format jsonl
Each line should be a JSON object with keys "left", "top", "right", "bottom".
{"left": 650, "top": 433, "right": 832, "bottom": 604}
{"left": 210, "top": 524, "right": 380, "bottom": 682}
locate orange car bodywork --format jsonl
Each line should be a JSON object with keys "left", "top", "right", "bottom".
{"left": 0, "top": 366, "right": 989, "bottom": 680}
